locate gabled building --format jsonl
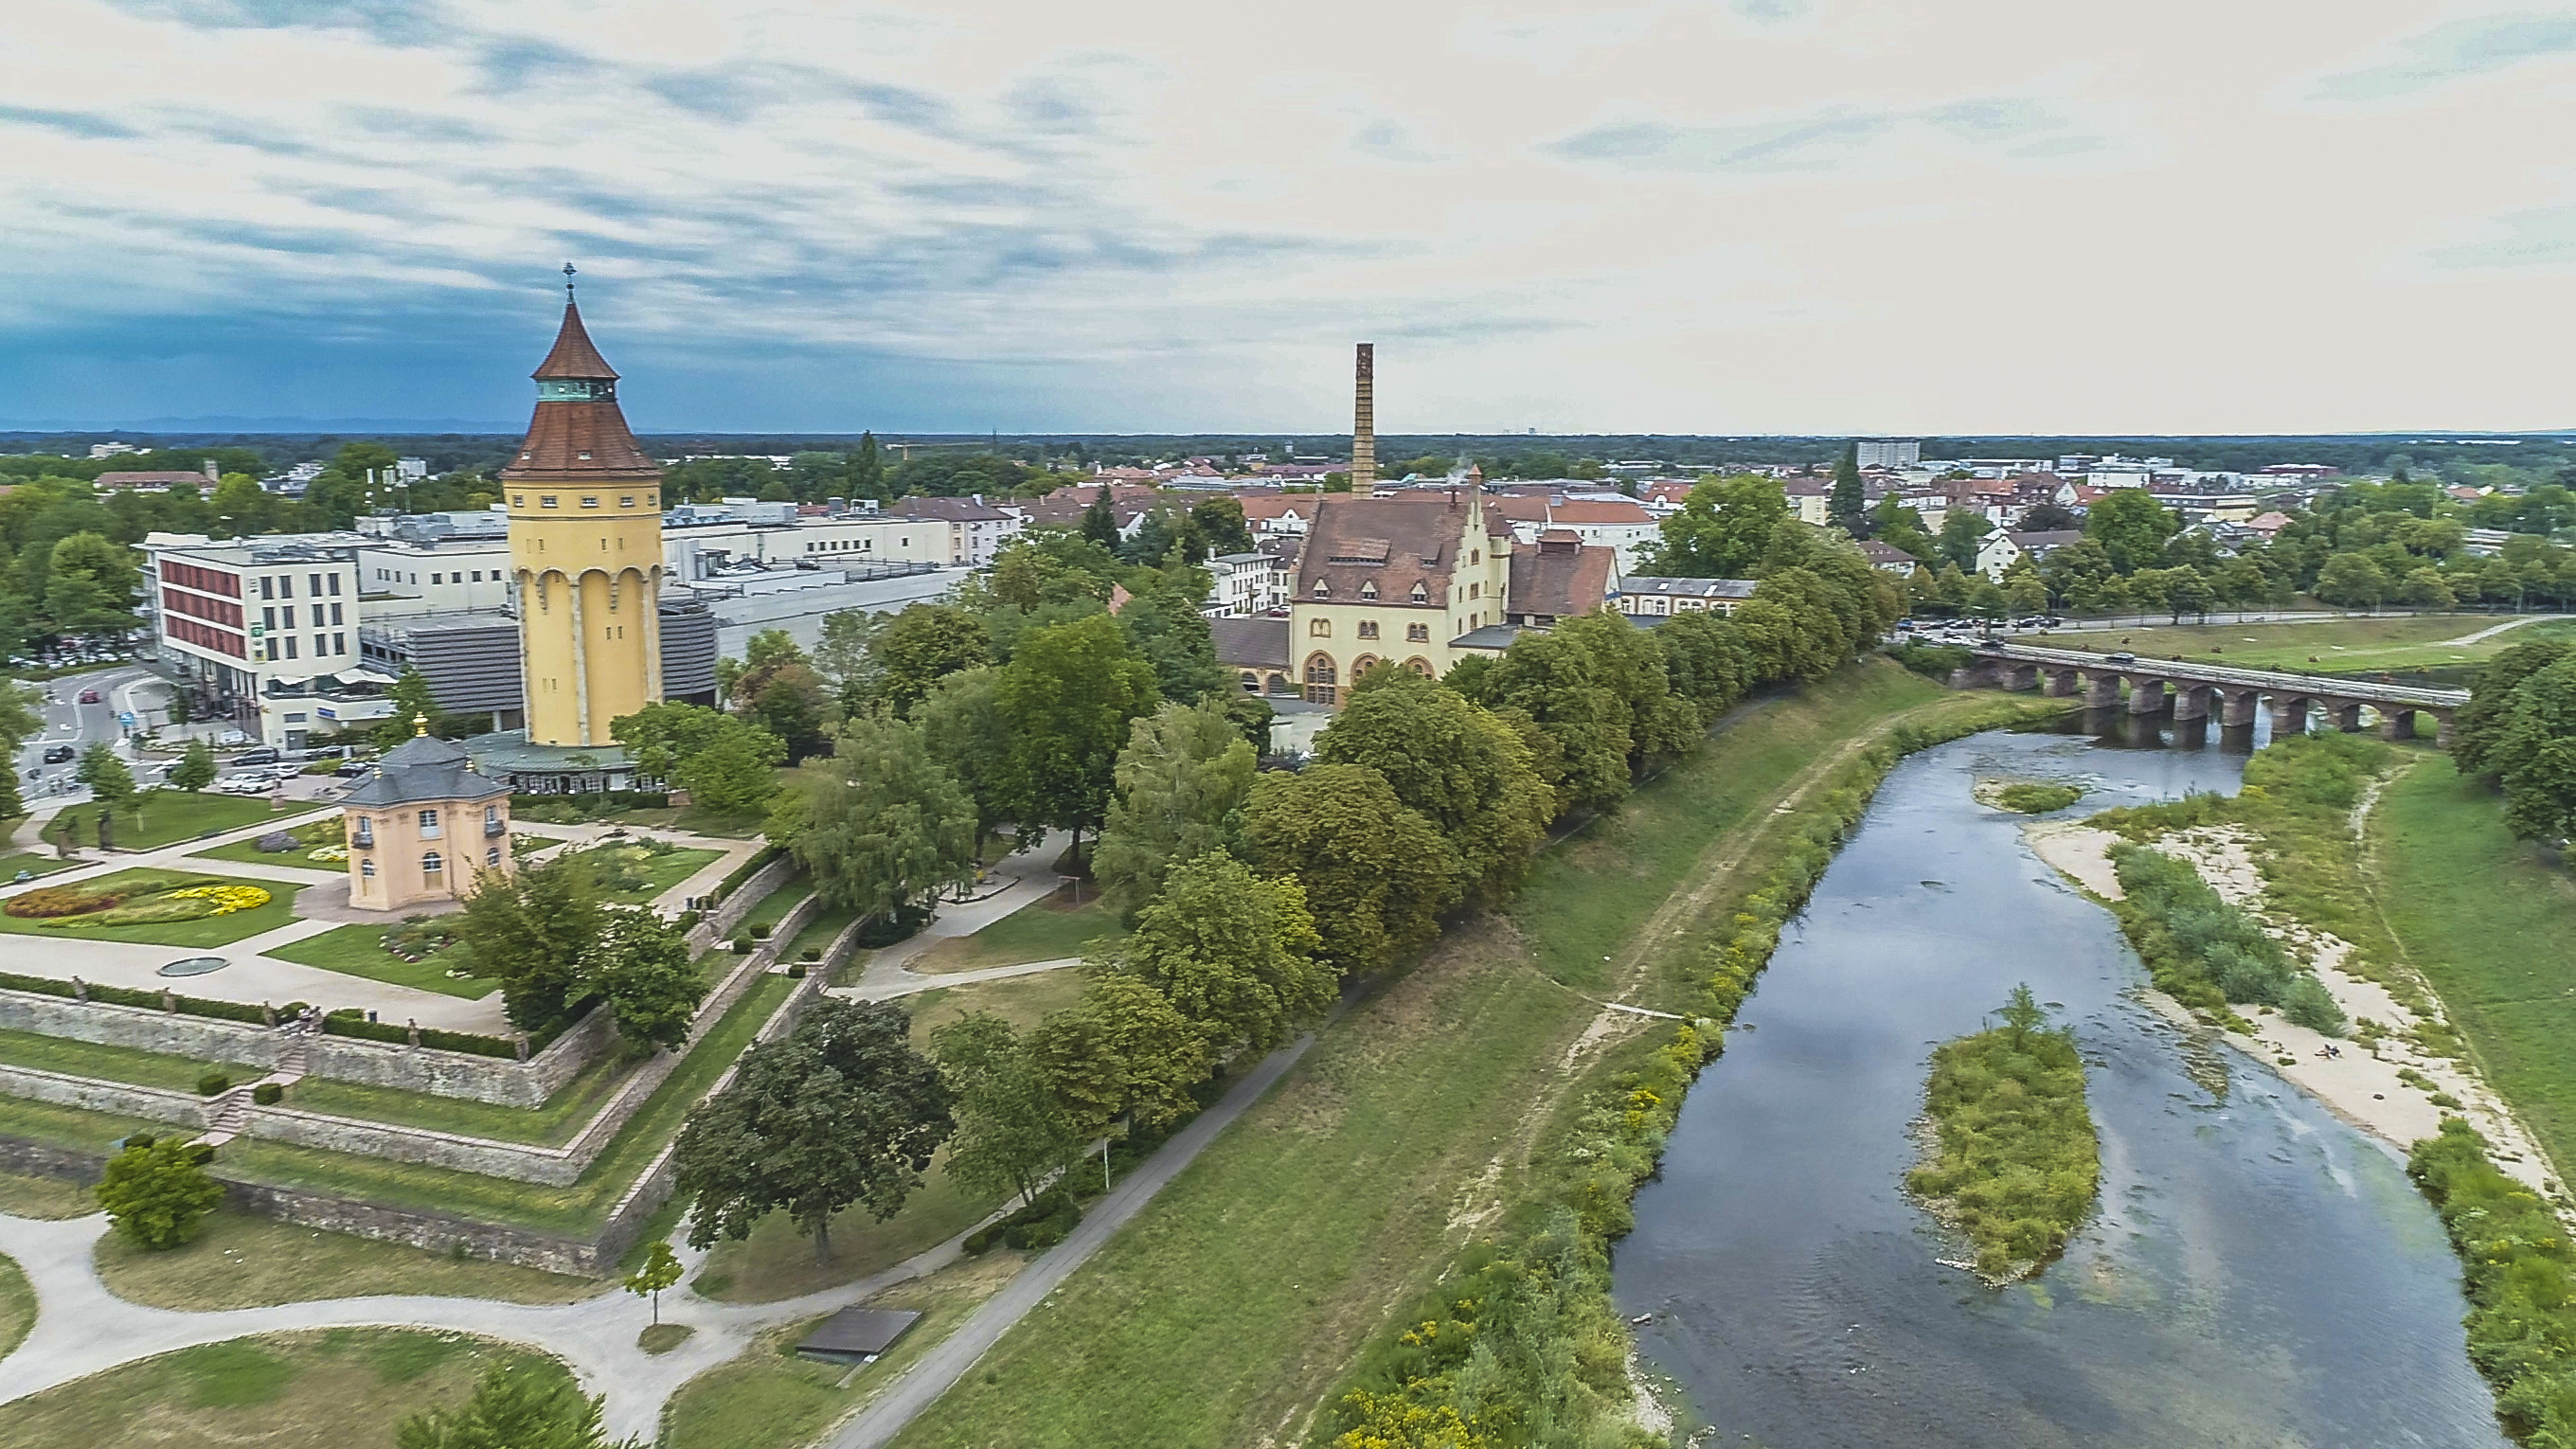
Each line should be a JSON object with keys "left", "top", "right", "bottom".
{"left": 1287, "top": 489, "right": 1513, "bottom": 705}
{"left": 1617, "top": 574, "right": 1757, "bottom": 618}
{"left": 340, "top": 724, "right": 514, "bottom": 912}
{"left": 1504, "top": 531, "right": 1619, "bottom": 627}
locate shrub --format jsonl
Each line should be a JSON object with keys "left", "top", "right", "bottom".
{"left": 2281, "top": 975, "right": 2348, "bottom": 1034}
{"left": 5, "top": 885, "right": 129, "bottom": 919}
{"left": 96, "top": 1136, "right": 224, "bottom": 1250}
{"left": 799, "top": 946, "right": 821, "bottom": 962}
{"left": 963, "top": 1188, "right": 1081, "bottom": 1255}
{"left": 714, "top": 846, "right": 785, "bottom": 900}
{"left": 2409, "top": 1118, "right": 2576, "bottom": 1444}
{"left": 732, "top": 934, "right": 754, "bottom": 955}
{"left": 195, "top": 1072, "right": 231, "bottom": 1096}
{"left": 749, "top": 923, "right": 771, "bottom": 939}
{"left": 1994, "top": 781, "right": 2083, "bottom": 814}
{"left": 1905, "top": 992, "right": 2100, "bottom": 1278}
{"left": 1886, "top": 640, "right": 1973, "bottom": 678}
{"left": 785, "top": 962, "right": 806, "bottom": 979}
{"left": 251, "top": 1082, "right": 283, "bottom": 1106}
{"left": 2107, "top": 845, "right": 2340, "bottom": 1033}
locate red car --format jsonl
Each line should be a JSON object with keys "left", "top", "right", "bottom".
{"left": 77, "top": 689, "right": 101, "bottom": 704}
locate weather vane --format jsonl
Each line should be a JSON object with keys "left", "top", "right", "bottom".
{"left": 563, "top": 260, "right": 577, "bottom": 298}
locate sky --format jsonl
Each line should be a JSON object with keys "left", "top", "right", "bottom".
{"left": 6, "top": 0, "right": 2576, "bottom": 436}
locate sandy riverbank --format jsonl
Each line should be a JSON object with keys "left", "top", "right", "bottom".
{"left": 2022, "top": 817, "right": 2563, "bottom": 1198}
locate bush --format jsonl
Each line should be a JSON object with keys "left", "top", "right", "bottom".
{"left": 749, "top": 922, "right": 771, "bottom": 939}
{"left": 195, "top": 1072, "right": 231, "bottom": 1096}
{"left": 1994, "top": 781, "right": 2084, "bottom": 814}
{"left": 714, "top": 846, "right": 785, "bottom": 900}
{"left": 96, "top": 1136, "right": 224, "bottom": 1250}
{"left": 963, "top": 1188, "right": 1082, "bottom": 1255}
{"left": 1905, "top": 993, "right": 2100, "bottom": 1278}
{"left": 251, "top": 1082, "right": 283, "bottom": 1106}
{"left": 785, "top": 962, "right": 806, "bottom": 979}
{"left": 2281, "top": 975, "right": 2348, "bottom": 1034}
{"left": 2409, "top": 1118, "right": 2576, "bottom": 1444}
{"left": 2107, "top": 845, "right": 2340, "bottom": 1034}
{"left": 799, "top": 946, "right": 821, "bottom": 962}
{"left": 732, "top": 934, "right": 754, "bottom": 955}
{"left": 1886, "top": 640, "right": 1973, "bottom": 678}
{"left": 5, "top": 884, "right": 130, "bottom": 919}
{"left": 853, "top": 903, "right": 930, "bottom": 949}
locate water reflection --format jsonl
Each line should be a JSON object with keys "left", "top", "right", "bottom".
{"left": 1615, "top": 730, "right": 2503, "bottom": 1449}
{"left": 2029, "top": 704, "right": 2264, "bottom": 755}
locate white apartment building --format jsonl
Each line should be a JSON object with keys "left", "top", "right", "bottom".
{"left": 145, "top": 532, "right": 369, "bottom": 747}
{"left": 1855, "top": 439, "right": 1921, "bottom": 469}
{"left": 1205, "top": 551, "right": 1289, "bottom": 617}
{"left": 893, "top": 495, "right": 1023, "bottom": 565}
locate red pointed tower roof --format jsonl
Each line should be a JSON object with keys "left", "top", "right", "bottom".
{"left": 501, "top": 298, "right": 658, "bottom": 481}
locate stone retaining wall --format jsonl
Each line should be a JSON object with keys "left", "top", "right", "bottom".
{"left": 0, "top": 1063, "right": 206, "bottom": 1129}
{"left": 687, "top": 853, "right": 794, "bottom": 955}
{"left": 0, "top": 987, "right": 610, "bottom": 1108}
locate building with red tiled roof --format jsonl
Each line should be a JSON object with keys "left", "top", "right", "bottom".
{"left": 1488, "top": 493, "right": 1659, "bottom": 572}
{"left": 1287, "top": 490, "right": 1513, "bottom": 705}
{"left": 1505, "top": 531, "right": 1619, "bottom": 627}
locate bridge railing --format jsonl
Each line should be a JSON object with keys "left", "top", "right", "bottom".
{"left": 1973, "top": 643, "right": 2468, "bottom": 708}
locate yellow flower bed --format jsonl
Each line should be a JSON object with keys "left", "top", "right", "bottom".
{"left": 306, "top": 845, "right": 349, "bottom": 862}
{"left": 165, "top": 884, "right": 272, "bottom": 916}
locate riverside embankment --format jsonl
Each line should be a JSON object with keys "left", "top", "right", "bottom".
{"left": 1616, "top": 720, "right": 2511, "bottom": 1448}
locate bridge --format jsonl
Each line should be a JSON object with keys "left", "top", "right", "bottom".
{"left": 1952, "top": 642, "right": 2470, "bottom": 745}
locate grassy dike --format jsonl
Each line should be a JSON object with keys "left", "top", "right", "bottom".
{"left": 879, "top": 662, "right": 2067, "bottom": 1449}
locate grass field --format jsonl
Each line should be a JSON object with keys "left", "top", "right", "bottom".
{"left": 1, "top": 1250, "right": 32, "bottom": 1362}
{"left": 42, "top": 791, "right": 290, "bottom": 851}
{"left": 0, "top": 867, "right": 306, "bottom": 947}
{"left": 2370, "top": 760, "right": 2576, "bottom": 1184}
{"left": 93, "top": 1209, "right": 599, "bottom": 1310}
{"left": 186, "top": 816, "right": 342, "bottom": 868}
{"left": 0, "top": 1167, "right": 96, "bottom": 1218}
{"left": 279, "top": 1052, "right": 633, "bottom": 1145}
{"left": 263, "top": 921, "right": 494, "bottom": 999}
{"left": 740, "top": 877, "right": 816, "bottom": 936}
{"left": 0, "top": 1025, "right": 256, "bottom": 1093}
{"left": 0, "top": 850, "right": 76, "bottom": 881}
{"left": 899, "top": 967, "right": 1086, "bottom": 1036}
{"left": 2, "top": 1329, "right": 574, "bottom": 1449}
{"left": 598, "top": 845, "right": 725, "bottom": 904}
{"left": 880, "top": 663, "right": 2022, "bottom": 1449}
{"left": 905, "top": 889, "right": 1121, "bottom": 975}
{"left": 2033, "top": 613, "right": 2575, "bottom": 674}
{"left": 662, "top": 1253, "right": 1028, "bottom": 1449}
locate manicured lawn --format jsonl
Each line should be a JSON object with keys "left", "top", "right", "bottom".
{"left": 2372, "top": 760, "right": 2576, "bottom": 1181}
{"left": 0, "top": 1167, "right": 96, "bottom": 1219}
{"left": 662, "top": 1252, "right": 1027, "bottom": 1449}
{"left": 740, "top": 877, "right": 816, "bottom": 936}
{"left": 596, "top": 845, "right": 725, "bottom": 903}
{"left": 900, "top": 968, "right": 1086, "bottom": 1037}
{"left": 882, "top": 662, "right": 2009, "bottom": 1449}
{"left": 186, "top": 815, "right": 344, "bottom": 868}
{"left": 693, "top": 1153, "right": 999, "bottom": 1303}
{"left": 93, "top": 1209, "right": 600, "bottom": 1309}
{"left": 905, "top": 890, "right": 1122, "bottom": 975}
{"left": 1, "top": 1250, "right": 33, "bottom": 1362}
{"left": 280, "top": 1053, "right": 633, "bottom": 1146}
{"left": 0, "top": 1026, "right": 256, "bottom": 1093}
{"left": 41, "top": 790, "right": 292, "bottom": 851}
{"left": 2, "top": 1329, "right": 574, "bottom": 1449}
{"left": 0, "top": 867, "right": 306, "bottom": 948}
{"left": 0, "top": 850, "right": 76, "bottom": 881}
{"left": 263, "top": 921, "right": 495, "bottom": 999}
{"left": 0, "top": 1093, "right": 162, "bottom": 1159}
{"left": 2035, "top": 613, "right": 2575, "bottom": 673}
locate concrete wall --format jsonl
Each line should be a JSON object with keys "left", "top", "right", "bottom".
{"left": 0, "top": 986, "right": 611, "bottom": 1108}
{"left": 686, "top": 853, "right": 795, "bottom": 954}
{"left": 0, "top": 1063, "right": 208, "bottom": 1129}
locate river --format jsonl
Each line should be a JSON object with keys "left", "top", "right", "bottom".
{"left": 1614, "top": 711, "right": 2508, "bottom": 1448}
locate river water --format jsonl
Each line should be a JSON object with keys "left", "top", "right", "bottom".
{"left": 1614, "top": 712, "right": 2508, "bottom": 1448}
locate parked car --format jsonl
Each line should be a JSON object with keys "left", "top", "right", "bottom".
{"left": 232, "top": 747, "right": 281, "bottom": 766}
{"left": 333, "top": 760, "right": 372, "bottom": 778}
{"left": 2105, "top": 651, "right": 2138, "bottom": 663}
{"left": 76, "top": 689, "right": 101, "bottom": 704}
{"left": 42, "top": 745, "right": 74, "bottom": 764}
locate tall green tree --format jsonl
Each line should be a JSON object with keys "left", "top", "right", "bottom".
{"left": 814, "top": 609, "right": 886, "bottom": 716}
{"left": 930, "top": 1011, "right": 1082, "bottom": 1208}
{"left": 1829, "top": 444, "right": 1868, "bottom": 536}
{"left": 850, "top": 433, "right": 885, "bottom": 500}
{"left": 612, "top": 701, "right": 788, "bottom": 814}
{"left": 771, "top": 716, "right": 979, "bottom": 926}
{"left": 996, "top": 612, "right": 1159, "bottom": 862}
{"left": 720, "top": 630, "right": 835, "bottom": 760}
{"left": 1092, "top": 699, "right": 1257, "bottom": 912}
{"left": 76, "top": 742, "right": 137, "bottom": 821}
{"left": 1118, "top": 572, "right": 1227, "bottom": 705}
{"left": 2083, "top": 489, "right": 2179, "bottom": 573}
{"left": 1190, "top": 496, "right": 1254, "bottom": 555}
{"left": 1935, "top": 508, "right": 1991, "bottom": 575}
{"left": 1108, "top": 853, "right": 1328, "bottom": 1057}
{"left": 672, "top": 998, "right": 952, "bottom": 1262}
{"left": 168, "top": 737, "right": 217, "bottom": 792}
{"left": 0, "top": 680, "right": 42, "bottom": 820}
{"left": 1635, "top": 474, "right": 1786, "bottom": 579}
{"left": 1081, "top": 491, "right": 1121, "bottom": 549}
{"left": 44, "top": 531, "right": 140, "bottom": 639}
{"left": 456, "top": 852, "right": 606, "bottom": 1033}
{"left": 1242, "top": 763, "right": 1458, "bottom": 975}
{"left": 1314, "top": 668, "right": 1553, "bottom": 899}
{"left": 581, "top": 909, "right": 707, "bottom": 1053}
{"left": 913, "top": 666, "right": 1012, "bottom": 854}
{"left": 1029, "top": 974, "right": 1213, "bottom": 1138}
{"left": 95, "top": 1135, "right": 223, "bottom": 1250}
{"left": 396, "top": 1364, "right": 635, "bottom": 1449}
{"left": 373, "top": 669, "right": 445, "bottom": 749}
{"left": 874, "top": 603, "right": 993, "bottom": 716}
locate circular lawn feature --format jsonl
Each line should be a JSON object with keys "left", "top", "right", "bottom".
{"left": 156, "top": 956, "right": 230, "bottom": 977}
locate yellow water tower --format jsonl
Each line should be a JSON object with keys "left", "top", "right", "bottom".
{"left": 499, "top": 288, "right": 665, "bottom": 746}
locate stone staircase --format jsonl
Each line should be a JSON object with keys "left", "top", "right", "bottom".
{"left": 192, "top": 1021, "right": 314, "bottom": 1149}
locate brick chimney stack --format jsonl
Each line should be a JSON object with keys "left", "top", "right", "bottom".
{"left": 1351, "top": 342, "right": 1375, "bottom": 489}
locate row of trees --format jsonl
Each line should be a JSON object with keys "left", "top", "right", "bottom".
{"left": 454, "top": 851, "right": 708, "bottom": 1045}
{"left": 2453, "top": 637, "right": 2576, "bottom": 843}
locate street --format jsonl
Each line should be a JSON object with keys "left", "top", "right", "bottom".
{"left": 11, "top": 665, "right": 172, "bottom": 804}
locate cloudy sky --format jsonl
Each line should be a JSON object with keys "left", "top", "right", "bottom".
{"left": 6, "top": 0, "right": 2575, "bottom": 435}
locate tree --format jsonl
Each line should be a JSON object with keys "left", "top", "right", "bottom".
{"left": 1029, "top": 974, "right": 1213, "bottom": 1138}
{"left": 814, "top": 609, "right": 886, "bottom": 716}
{"left": 772, "top": 717, "right": 979, "bottom": 926}
{"left": 456, "top": 852, "right": 605, "bottom": 1033}
{"left": 2315, "top": 553, "right": 2389, "bottom": 611}
{"left": 1314, "top": 669, "right": 1553, "bottom": 899}
{"left": 581, "top": 909, "right": 707, "bottom": 1052}
{"left": 1190, "top": 496, "right": 1254, "bottom": 555}
{"left": 722, "top": 631, "right": 835, "bottom": 761}
{"left": 1635, "top": 475, "right": 1785, "bottom": 579}
{"left": 2019, "top": 501, "right": 2080, "bottom": 532}
{"left": 1243, "top": 763, "right": 1458, "bottom": 975}
{"left": 612, "top": 702, "right": 787, "bottom": 814}
{"left": 996, "top": 612, "right": 1159, "bottom": 862}
{"left": 1081, "top": 491, "right": 1121, "bottom": 549}
{"left": 2502, "top": 736, "right": 2576, "bottom": 843}
{"left": 930, "top": 1011, "right": 1082, "bottom": 1208}
{"left": 96, "top": 1135, "right": 224, "bottom": 1249}
{"left": 2454, "top": 640, "right": 2571, "bottom": 780}
{"left": 76, "top": 742, "right": 136, "bottom": 820}
{"left": 169, "top": 737, "right": 217, "bottom": 792}
{"left": 1118, "top": 572, "right": 1228, "bottom": 705}
{"left": 45, "top": 532, "right": 140, "bottom": 639}
{"left": 850, "top": 432, "right": 886, "bottom": 500}
{"left": 913, "top": 666, "right": 1012, "bottom": 854}
{"left": 623, "top": 1240, "right": 684, "bottom": 1326}
{"left": 1092, "top": 699, "right": 1258, "bottom": 912}
{"left": 373, "top": 669, "right": 445, "bottom": 750}
{"left": 2083, "top": 489, "right": 2180, "bottom": 573}
{"left": 1829, "top": 444, "right": 1868, "bottom": 536}
{"left": 1935, "top": 508, "right": 1991, "bottom": 575}
{"left": 1108, "top": 853, "right": 1329, "bottom": 1056}
{"left": 874, "top": 604, "right": 993, "bottom": 716}
{"left": 672, "top": 997, "right": 952, "bottom": 1262}
{"left": 396, "top": 1364, "right": 635, "bottom": 1449}
{"left": 0, "top": 680, "right": 42, "bottom": 820}
{"left": 1996, "top": 983, "right": 2046, "bottom": 1048}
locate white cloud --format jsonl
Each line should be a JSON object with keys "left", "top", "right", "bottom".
{"left": 3, "top": 0, "right": 2574, "bottom": 432}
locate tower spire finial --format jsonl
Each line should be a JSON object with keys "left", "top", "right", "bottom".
{"left": 563, "top": 260, "right": 577, "bottom": 299}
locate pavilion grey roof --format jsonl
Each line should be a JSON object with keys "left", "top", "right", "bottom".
{"left": 796, "top": 1307, "right": 922, "bottom": 1363}
{"left": 339, "top": 732, "right": 511, "bottom": 807}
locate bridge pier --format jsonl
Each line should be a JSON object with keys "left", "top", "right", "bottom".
{"left": 2085, "top": 672, "right": 2121, "bottom": 709}
{"left": 2434, "top": 709, "right": 2456, "bottom": 748}
{"left": 2327, "top": 701, "right": 2363, "bottom": 732}
{"left": 2127, "top": 677, "right": 2168, "bottom": 715}
{"left": 2220, "top": 689, "right": 2259, "bottom": 726}
{"left": 2003, "top": 663, "right": 2039, "bottom": 690}
{"left": 1963, "top": 644, "right": 2467, "bottom": 751}
{"left": 2380, "top": 708, "right": 2418, "bottom": 742}
{"left": 2043, "top": 669, "right": 2080, "bottom": 697}
{"left": 2171, "top": 685, "right": 2212, "bottom": 723}
{"left": 2272, "top": 697, "right": 2311, "bottom": 738}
